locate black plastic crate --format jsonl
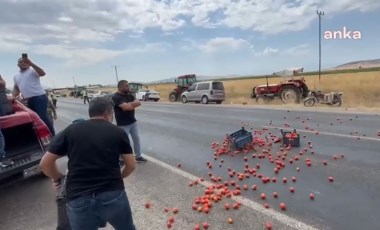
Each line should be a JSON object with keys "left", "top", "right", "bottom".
{"left": 281, "top": 129, "right": 300, "bottom": 147}
{"left": 228, "top": 127, "right": 253, "bottom": 149}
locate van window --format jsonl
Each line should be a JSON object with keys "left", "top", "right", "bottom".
{"left": 188, "top": 84, "right": 196, "bottom": 91}
{"left": 212, "top": 82, "right": 224, "bottom": 90}
{"left": 197, "top": 83, "right": 209, "bottom": 90}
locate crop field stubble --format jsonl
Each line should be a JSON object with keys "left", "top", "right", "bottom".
{"left": 92, "top": 70, "right": 380, "bottom": 109}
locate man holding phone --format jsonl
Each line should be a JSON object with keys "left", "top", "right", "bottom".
{"left": 12, "top": 54, "right": 55, "bottom": 136}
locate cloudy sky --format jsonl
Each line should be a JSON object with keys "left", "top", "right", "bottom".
{"left": 0, "top": 0, "right": 379, "bottom": 88}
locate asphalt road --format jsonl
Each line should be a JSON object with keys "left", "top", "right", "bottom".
{"left": 0, "top": 98, "right": 379, "bottom": 230}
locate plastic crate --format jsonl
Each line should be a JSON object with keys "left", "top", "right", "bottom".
{"left": 228, "top": 127, "right": 253, "bottom": 149}
{"left": 281, "top": 129, "right": 300, "bottom": 147}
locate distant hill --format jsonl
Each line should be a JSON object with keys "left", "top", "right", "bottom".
{"left": 146, "top": 58, "right": 380, "bottom": 84}
{"left": 148, "top": 74, "right": 243, "bottom": 84}
{"left": 335, "top": 58, "right": 380, "bottom": 70}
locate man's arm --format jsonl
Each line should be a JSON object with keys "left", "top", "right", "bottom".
{"left": 119, "top": 130, "right": 136, "bottom": 178}
{"left": 118, "top": 100, "right": 140, "bottom": 111}
{"left": 40, "top": 129, "right": 67, "bottom": 182}
{"left": 31, "top": 62, "right": 46, "bottom": 76}
{"left": 120, "top": 154, "right": 136, "bottom": 178}
{"left": 24, "top": 58, "right": 45, "bottom": 77}
{"left": 49, "top": 100, "right": 57, "bottom": 117}
{"left": 40, "top": 152, "right": 64, "bottom": 182}
{"left": 12, "top": 84, "right": 20, "bottom": 98}
{"left": 112, "top": 94, "right": 140, "bottom": 111}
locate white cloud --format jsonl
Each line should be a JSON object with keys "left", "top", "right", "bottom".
{"left": 263, "top": 47, "right": 279, "bottom": 55}
{"left": 198, "top": 37, "right": 251, "bottom": 53}
{"left": 220, "top": 0, "right": 380, "bottom": 34}
{"left": 58, "top": 16, "right": 73, "bottom": 23}
{"left": 0, "top": 0, "right": 378, "bottom": 66}
{"left": 251, "top": 44, "right": 310, "bottom": 57}
{"left": 282, "top": 44, "right": 311, "bottom": 56}
{"left": 36, "top": 43, "right": 169, "bottom": 67}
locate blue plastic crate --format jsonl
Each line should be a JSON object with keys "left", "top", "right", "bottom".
{"left": 228, "top": 127, "right": 253, "bottom": 149}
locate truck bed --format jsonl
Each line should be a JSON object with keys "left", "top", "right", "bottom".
{"left": 0, "top": 120, "right": 43, "bottom": 181}
{"left": 0, "top": 100, "right": 47, "bottom": 180}
{"left": 3, "top": 122, "right": 41, "bottom": 158}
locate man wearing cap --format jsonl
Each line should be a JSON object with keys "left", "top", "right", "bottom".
{"left": 12, "top": 56, "right": 55, "bottom": 136}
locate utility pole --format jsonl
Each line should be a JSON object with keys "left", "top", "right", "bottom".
{"left": 72, "top": 76, "right": 76, "bottom": 86}
{"left": 72, "top": 76, "right": 78, "bottom": 98}
{"left": 113, "top": 65, "right": 119, "bottom": 84}
{"left": 317, "top": 10, "right": 324, "bottom": 82}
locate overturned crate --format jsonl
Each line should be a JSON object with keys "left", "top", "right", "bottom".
{"left": 281, "top": 129, "right": 300, "bottom": 147}
{"left": 228, "top": 127, "right": 253, "bottom": 149}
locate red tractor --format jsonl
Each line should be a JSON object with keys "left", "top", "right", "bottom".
{"left": 169, "top": 74, "right": 197, "bottom": 102}
{"left": 251, "top": 76, "right": 309, "bottom": 104}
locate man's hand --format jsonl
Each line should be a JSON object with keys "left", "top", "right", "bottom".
{"left": 22, "top": 58, "right": 33, "bottom": 66}
{"left": 24, "top": 58, "right": 46, "bottom": 76}
{"left": 52, "top": 177, "right": 63, "bottom": 191}
{"left": 53, "top": 114, "right": 57, "bottom": 120}
{"left": 132, "top": 100, "right": 141, "bottom": 107}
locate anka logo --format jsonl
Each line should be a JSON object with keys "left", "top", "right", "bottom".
{"left": 324, "top": 27, "right": 361, "bottom": 40}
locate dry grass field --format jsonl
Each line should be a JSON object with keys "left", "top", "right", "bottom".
{"left": 91, "top": 70, "right": 380, "bottom": 108}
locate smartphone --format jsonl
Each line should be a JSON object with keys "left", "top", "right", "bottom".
{"left": 22, "top": 53, "right": 28, "bottom": 59}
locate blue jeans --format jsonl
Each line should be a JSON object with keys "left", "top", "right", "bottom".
{"left": 66, "top": 190, "right": 135, "bottom": 230}
{"left": 0, "top": 129, "right": 5, "bottom": 159}
{"left": 120, "top": 122, "right": 141, "bottom": 158}
{"left": 27, "top": 94, "right": 55, "bottom": 136}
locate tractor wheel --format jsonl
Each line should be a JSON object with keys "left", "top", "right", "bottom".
{"left": 181, "top": 96, "right": 188, "bottom": 103}
{"left": 251, "top": 87, "right": 257, "bottom": 98}
{"left": 201, "top": 96, "right": 209, "bottom": 104}
{"left": 169, "top": 92, "right": 177, "bottom": 102}
{"left": 280, "top": 85, "right": 301, "bottom": 104}
{"left": 256, "top": 97, "right": 267, "bottom": 105}
{"left": 303, "top": 97, "right": 317, "bottom": 107}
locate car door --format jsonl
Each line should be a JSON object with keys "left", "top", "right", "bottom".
{"left": 195, "top": 82, "right": 209, "bottom": 101}
{"left": 186, "top": 84, "right": 197, "bottom": 101}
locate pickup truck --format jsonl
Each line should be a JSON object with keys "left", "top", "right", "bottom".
{"left": 0, "top": 97, "right": 52, "bottom": 181}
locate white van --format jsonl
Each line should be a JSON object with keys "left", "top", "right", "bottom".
{"left": 181, "top": 81, "right": 225, "bottom": 104}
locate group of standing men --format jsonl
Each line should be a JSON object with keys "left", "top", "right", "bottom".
{"left": 39, "top": 79, "right": 147, "bottom": 229}
{"left": 1, "top": 54, "right": 147, "bottom": 229}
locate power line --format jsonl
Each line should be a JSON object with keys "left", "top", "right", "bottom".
{"left": 317, "top": 10, "right": 324, "bottom": 82}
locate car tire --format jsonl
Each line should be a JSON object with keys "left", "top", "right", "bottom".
{"left": 201, "top": 96, "right": 209, "bottom": 104}
{"left": 182, "top": 96, "right": 188, "bottom": 103}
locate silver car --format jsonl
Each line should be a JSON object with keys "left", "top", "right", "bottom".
{"left": 181, "top": 81, "right": 225, "bottom": 104}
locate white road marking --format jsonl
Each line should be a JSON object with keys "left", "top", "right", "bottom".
{"left": 263, "top": 125, "right": 380, "bottom": 142}
{"left": 56, "top": 117, "right": 319, "bottom": 229}
{"left": 143, "top": 155, "right": 320, "bottom": 230}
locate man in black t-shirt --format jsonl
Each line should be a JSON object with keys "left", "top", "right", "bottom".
{"left": 111, "top": 80, "right": 147, "bottom": 162}
{"left": 39, "top": 97, "right": 137, "bottom": 230}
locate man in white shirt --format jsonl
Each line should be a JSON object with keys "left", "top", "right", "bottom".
{"left": 12, "top": 56, "right": 55, "bottom": 136}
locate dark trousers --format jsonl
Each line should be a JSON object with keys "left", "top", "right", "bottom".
{"left": 83, "top": 96, "right": 89, "bottom": 104}
{"left": 66, "top": 190, "right": 135, "bottom": 230}
{"left": 27, "top": 94, "right": 55, "bottom": 136}
{"left": 53, "top": 99, "right": 57, "bottom": 107}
